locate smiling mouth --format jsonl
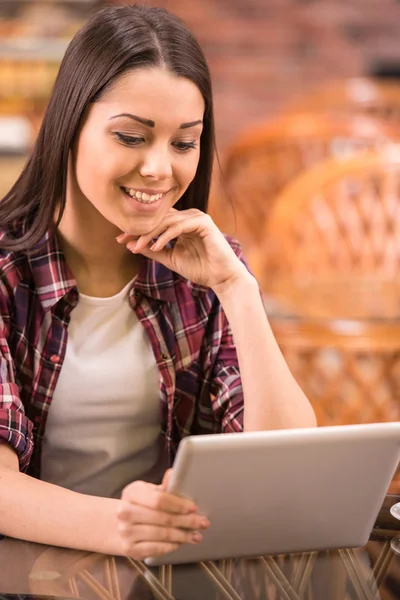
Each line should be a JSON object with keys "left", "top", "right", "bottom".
{"left": 120, "top": 187, "right": 165, "bottom": 204}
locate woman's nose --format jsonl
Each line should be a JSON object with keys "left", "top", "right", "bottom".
{"left": 139, "top": 146, "right": 173, "bottom": 181}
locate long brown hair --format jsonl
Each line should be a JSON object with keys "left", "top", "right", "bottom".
{"left": 0, "top": 5, "right": 215, "bottom": 251}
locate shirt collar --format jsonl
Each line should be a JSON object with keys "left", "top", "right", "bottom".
{"left": 27, "top": 230, "right": 76, "bottom": 311}
{"left": 28, "top": 230, "right": 209, "bottom": 310}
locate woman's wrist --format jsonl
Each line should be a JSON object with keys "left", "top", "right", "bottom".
{"left": 212, "top": 267, "right": 257, "bottom": 301}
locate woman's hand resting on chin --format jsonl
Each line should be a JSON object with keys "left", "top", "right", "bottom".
{"left": 116, "top": 209, "right": 252, "bottom": 294}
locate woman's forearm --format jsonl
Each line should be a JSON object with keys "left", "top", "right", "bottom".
{"left": 215, "top": 273, "right": 317, "bottom": 431}
{"left": 0, "top": 450, "right": 121, "bottom": 555}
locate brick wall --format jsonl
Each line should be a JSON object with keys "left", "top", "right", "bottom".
{"left": 114, "top": 0, "right": 400, "bottom": 153}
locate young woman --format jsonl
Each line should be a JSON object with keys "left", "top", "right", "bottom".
{"left": 0, "top": 5, "right": 316, "bottom": 560}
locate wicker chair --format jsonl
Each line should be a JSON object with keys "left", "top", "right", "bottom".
{"left": 269, "top": 316, "right": 400, "bottom": 495}
{"left": 214, "top": 115, "right": 400, "bottom": 253}
{"left": 255, "top": 151, "right": 400, "bottom": 493}
{"left": 260, "top": 150, "right": 400, "bottom": 278}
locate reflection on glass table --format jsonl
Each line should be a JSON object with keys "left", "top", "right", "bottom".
{"left": 0, "top": 494, "right": 399, "bottom": 600}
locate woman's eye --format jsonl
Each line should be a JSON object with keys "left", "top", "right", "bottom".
{"left": 114, "top": 133, "right": 144, "bottom": 146}
{"left": 173, "top": 141, "right": 197, "bottom": 152}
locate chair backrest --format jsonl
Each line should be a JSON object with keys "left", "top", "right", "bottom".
{"left": 269, "top": 314, "right": 400, "bottom": 497}
{"left": 260, "top": 150, "right": 400, "bottom": 278}
{"left": 270, "top": 316, "right": 400, "bottom": 427}
{"left": 217, "top": 114, "right": 400, "bottom": 251}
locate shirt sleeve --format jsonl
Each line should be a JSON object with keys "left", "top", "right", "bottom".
{"left": 0, "top": 285, "right": 34, "bottom": 472}
{"left": 209, "top": 237, "right": 254, "bottom": 433}
{"left": 210, "top": 315, "right": 244, "bottom": 433}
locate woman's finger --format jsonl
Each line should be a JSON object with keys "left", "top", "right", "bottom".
{"left": 121, "top": 480, "right": 197, "bottom": 514}
{"left": 115, "top": 233, "right": 134, "bottom": 244}
{"left": 133, "top": 214, "right": 208, "bottom": 255}
{"left": 124, "top": 541, "right": 181, "bottom": 561}
{"left": 148, "top": 224, "right": 193, "bottom": 252}
{"left": 118, "top": 502, "right": 210, "bottom": 531}
{"left": 120, "top": 523, "right": 203, "bottom": 546}
{"left": 116, "top": 209, "right": 210, "bottom": 253}
{"left": 132, "top": 217, "right": 187, "bottom": 253}
{"left": 133, "top": 210, "right": 211, "bottom": 253}
{"left": 129, "top": 223, "right": 183, "bottom": 254}
{"left": 116, "top": 210, "right": 185, "bottom": 248}
{"left": 161, "top": 468, "right": 173, "bottom": 489}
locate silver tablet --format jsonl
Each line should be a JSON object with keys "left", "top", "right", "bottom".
{"left": 145, "top": 422, "right": 400, "bottom": 566}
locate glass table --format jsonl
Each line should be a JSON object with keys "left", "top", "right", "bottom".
{"left": 0, "top": 494, "right": 399, "bottom": 600}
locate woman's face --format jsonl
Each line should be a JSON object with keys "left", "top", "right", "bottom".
{"left": 71, "top": 67, "right": 205, "bottom": 237}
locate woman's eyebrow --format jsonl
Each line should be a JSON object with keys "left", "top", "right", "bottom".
{"left": 109, "top": 113, "right": 155, "bottom": 127}
{"left": 179, "top": 119, "right": 203, "bottom": 129}
{"left": 108, "top": 113, "right": 203, "bottom": 129}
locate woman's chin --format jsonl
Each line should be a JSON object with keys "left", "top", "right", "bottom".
{"left": 117, "top": 217, "right": 165, "bottom": 238}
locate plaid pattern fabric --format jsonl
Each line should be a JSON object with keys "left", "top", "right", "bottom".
{"left": 0, "top": 230, "right": 245, "bottom": 479}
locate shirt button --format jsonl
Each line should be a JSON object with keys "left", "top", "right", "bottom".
{"left": 161, "top": 352, "right": 169, "bottom": 361}
{"left": 134, "top": 290, "right": 140, "bottom": 297}
{"left": 50, "top": 354, "right": 60, "bottom": 364}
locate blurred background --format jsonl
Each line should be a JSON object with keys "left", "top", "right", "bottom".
{"left": 2, "top": 0, "right": 400, "bottom": 489}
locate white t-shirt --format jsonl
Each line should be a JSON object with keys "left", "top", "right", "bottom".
{"left": 40, "top": 279, "right": 164, "bottom": 498}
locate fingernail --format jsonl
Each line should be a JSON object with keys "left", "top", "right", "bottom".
{"left": 116, "top": 234, "right": 125, "bottom": 242}
{"left": 150, "top": 243, "right": 157, "bottom": 251}
{"left": 200, "top": 519, "right": 210, "bottom": 529}
{"left": 192, "top": 532, "right": 203, "bottom": 543}
{"left": 127, "top": 241, "right": 137, "bottom": 252}
{"left": 189, "top": 505, "right": 198, "bottom": 513}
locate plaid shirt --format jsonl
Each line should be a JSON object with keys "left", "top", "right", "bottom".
{"left": 0, "top": 230, "right": 245, "bottom": 480}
